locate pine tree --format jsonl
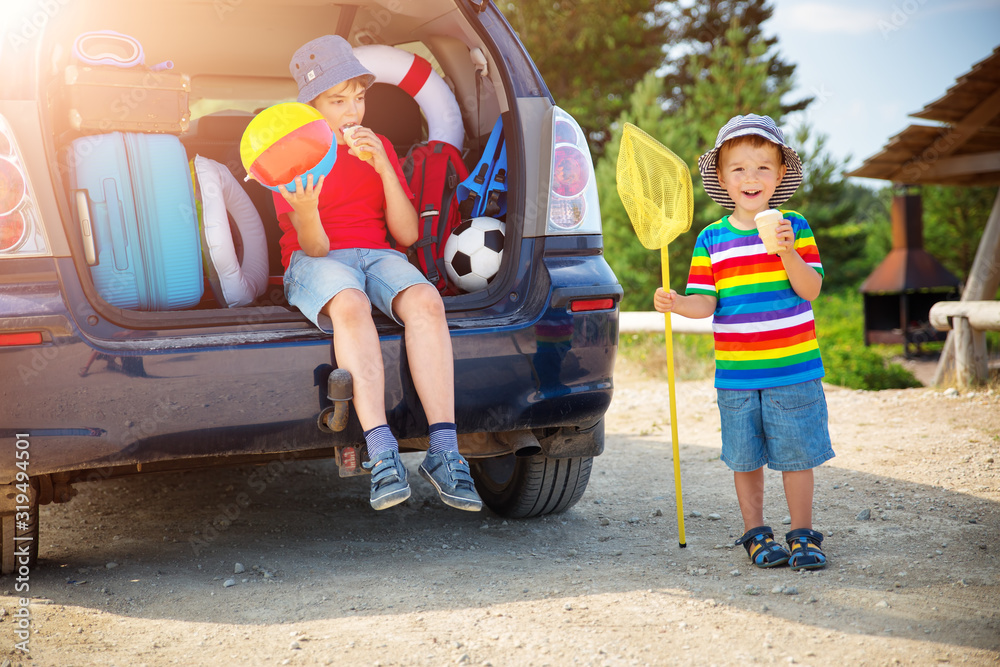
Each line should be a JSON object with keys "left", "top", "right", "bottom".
{"left": 661, "top": 0, "right": 810, "bottom": 115}
{"left": 502, "top": 0, "right": 671, "bottom": 153}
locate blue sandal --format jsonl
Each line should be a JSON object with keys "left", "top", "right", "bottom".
{"left": 736, "top": 526, "right": 790, "bottom": 568}
{"left": 786, "top": 528, "right": 827, "bottom": 571}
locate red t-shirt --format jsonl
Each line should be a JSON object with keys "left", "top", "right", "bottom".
{"left": 272, "top": 134, "right": 414, "bottom": 269}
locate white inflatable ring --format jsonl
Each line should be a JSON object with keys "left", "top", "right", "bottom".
{"left": 192, "top": 155, "right": 269, "bottom": 307}
{"left": 353, "top": 44, "right": 465, "bottom": 150}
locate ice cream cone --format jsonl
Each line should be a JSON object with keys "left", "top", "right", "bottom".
{"left": 342, "top": 124, "right": 373, "bottom": 162}
{"left": 754, "top": 209, "right": 783, "bottom": 254}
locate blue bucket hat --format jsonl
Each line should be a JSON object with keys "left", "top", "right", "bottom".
{"left": 697, "top": 114, "right": 803, "bottom": 210}
{"left": 290, "top": 35, "right": 375, "bottom": 104}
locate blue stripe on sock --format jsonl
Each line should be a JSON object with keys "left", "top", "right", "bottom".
{"left": 427, "top": 422, "right": 458, "bottom": 454}
{"left": 364, "top": 424, "right": 398, "bottom": 459}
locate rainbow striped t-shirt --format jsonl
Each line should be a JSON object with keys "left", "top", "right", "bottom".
{"left": 685, "top": 211, "right": 825, "bottom": 390}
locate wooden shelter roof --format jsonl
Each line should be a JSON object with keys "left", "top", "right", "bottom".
{"left": 847, "top": 46, "right": 1000, "bottom": 186}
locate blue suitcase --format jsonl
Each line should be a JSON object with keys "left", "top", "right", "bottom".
{"left": 69, "top": 132, "right": 203, "bottom": 310}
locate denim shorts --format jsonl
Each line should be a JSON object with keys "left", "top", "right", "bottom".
{"left": 284, "top": 248, "right": 429, "bottom": 333}
{"left": 717, "top": 379, "right": 835, "bottom": 472}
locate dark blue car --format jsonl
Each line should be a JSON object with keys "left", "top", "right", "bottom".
{"left": 0, "top": 0, "right": 620, "bottom": 572}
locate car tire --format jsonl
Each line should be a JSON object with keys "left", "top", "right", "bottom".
{"left": 471, "top": 452, "right": 593, "bottom": 518}
{"left": 1, "top": 481, "right": 39, "bottom": 575}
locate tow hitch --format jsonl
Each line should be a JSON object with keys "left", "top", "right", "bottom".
{"left": 317, "top": 369, "right": 367, "bottom": 477}
{"left": 317, "top": 368, "right": 353, "bottom": 433}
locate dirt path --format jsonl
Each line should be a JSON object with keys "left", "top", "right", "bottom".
{"left": 2, "top": 357, "right": 998, "bottom": 666}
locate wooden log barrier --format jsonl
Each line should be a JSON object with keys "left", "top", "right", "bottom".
{"left": 930, "top": 300, "right": 1000, "bottom": 386}
{"left": 933, "top": 189, "right": 1000, "bottom": 386}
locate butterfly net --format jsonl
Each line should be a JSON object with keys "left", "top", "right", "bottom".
{"left": 615, "top": 123, "right": 693, "bottom": 250}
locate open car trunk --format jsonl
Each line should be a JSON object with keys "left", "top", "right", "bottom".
{"left": 39, "top": 0, "right": 520, "bottom": 333}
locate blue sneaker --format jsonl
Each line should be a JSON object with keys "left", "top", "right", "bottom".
{"left": 419, "top": 450, "right": 482, "bottom": 512}
{"left": 361, "top": 450, "right": 411, "bottom": 510}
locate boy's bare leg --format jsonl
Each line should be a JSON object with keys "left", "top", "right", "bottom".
{"left": 734, "top": 468, "right": 765, "bottom": 531}
{"left": 325, "top": 289, "right": 387, "bottom": 431}
{"left": 393, "top": 283, "right": 482, "bottom": 511}
{"left": 392, "top": 284, "right": 455, "bottom": 424}
{"left": 782, "top": 468, "right": 814, "bottom": 531}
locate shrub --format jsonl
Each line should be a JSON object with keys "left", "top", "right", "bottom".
{"left": 813, "top": 292, "right": 922, "bottom": 390}
{"left": 820, "top": 344, "right": 922, "bottom": 390}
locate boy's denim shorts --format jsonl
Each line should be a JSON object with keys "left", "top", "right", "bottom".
{"left": 284, "top": 248, "right": 429, "bottom": 334}
{"left": 717, "top": 379, "right": 835, "bottom": 472}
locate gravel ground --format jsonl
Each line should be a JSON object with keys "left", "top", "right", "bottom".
{"left": 1, "top": 356, "right": 998, "bottom": 666}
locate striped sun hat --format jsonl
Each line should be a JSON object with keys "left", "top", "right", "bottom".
{"left": 697, "top": 114, "right": 803, "bottom": 210}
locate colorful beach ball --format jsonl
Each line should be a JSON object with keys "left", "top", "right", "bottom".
{"left": 240, "top": 102, "right": 335, "bottom": 193}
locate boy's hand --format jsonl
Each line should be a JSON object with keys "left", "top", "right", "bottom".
{"left": 653, "top": 287, "right": 678, "bottom": 313}
{"left": 774, "top": 218, "right": 795, "bottom": 255}
{"left": 345, "top": 126, "right": 391, "bottom": 174}
{"left": 278, "top": 174, "right": 325, "bottom": 214}
{"left": 774, "top": 217, "right": 823, "bottom": 301}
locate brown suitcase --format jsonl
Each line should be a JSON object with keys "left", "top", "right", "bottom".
{"left": 64, "top": 64, "right": 191, "bottom": 134}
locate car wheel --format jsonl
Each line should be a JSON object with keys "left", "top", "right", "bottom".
{"left": 471, "top": 452, "right": 593, "bottom": 518}
{"left": 1, "top": 481, "right": 39, "bottom": 575}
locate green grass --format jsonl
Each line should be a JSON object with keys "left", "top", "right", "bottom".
{"left": 618, "top": 331, "right": 716, "bottom": 381}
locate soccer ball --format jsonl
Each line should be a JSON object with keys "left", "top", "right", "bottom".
{"left": 443, "top": 217, "right": 505, "bottom": 293}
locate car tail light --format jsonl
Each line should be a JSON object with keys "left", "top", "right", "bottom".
{"left": 545, "top": 107, "right": 602, "bottom": 235}
{"left": 0, "top": 114, "right": 49, "bottom": 256}
{"left": 569, "top": 298, "right": 614, "bottom": 313}
{"left": 0, "top": 331, "right": 44, "bottom": 346}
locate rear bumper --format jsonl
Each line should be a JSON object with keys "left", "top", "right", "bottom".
{"left": 0, "top": 250, "right": 620, "bottom": 482}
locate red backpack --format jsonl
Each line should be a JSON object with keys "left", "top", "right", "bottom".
{"left": 400, "top": 140, "right": 469, "bottom": 294}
